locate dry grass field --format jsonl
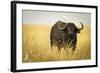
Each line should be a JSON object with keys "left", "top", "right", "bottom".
{"left": 22, "top": 24, "right": 91, "bottom": 63}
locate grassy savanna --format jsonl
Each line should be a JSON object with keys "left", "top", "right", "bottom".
{"left": 22, "top": 24, "right": 91, "bottom": 63}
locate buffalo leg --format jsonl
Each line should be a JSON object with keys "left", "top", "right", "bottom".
{"left": 71, "top": 46, "right": 76, "bottom": 54}
{"left": 57, "top": 46, "right": 61, "bottom": 52}
{"left": 50, "top": 40, "right": 54, "bottom": 49}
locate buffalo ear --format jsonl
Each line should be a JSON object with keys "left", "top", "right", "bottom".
{"left": 76, "top": 29, "right": 80, "bottom": 33}
{"left": 57, "top": 21, "right": 66, "bottom": 30}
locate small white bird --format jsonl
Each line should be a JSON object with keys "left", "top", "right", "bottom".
{"left": 61, "top": 16, "right": 68, "bottom": 22}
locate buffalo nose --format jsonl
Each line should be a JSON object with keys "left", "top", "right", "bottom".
{"left": 68, "top": 31, "right": 73, "bottom": 34}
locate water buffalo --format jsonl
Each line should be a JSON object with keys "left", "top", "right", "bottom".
{"left": 50, "top": 21, "right": 84, "bottom": 52}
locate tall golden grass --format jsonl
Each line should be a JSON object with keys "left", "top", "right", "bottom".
{"left": 22, "top": 24, "right": 91, "bottom": 63}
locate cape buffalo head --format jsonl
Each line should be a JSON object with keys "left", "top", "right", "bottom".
{"left": 57, "top": 21, "right": 84, "bottom": 34}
